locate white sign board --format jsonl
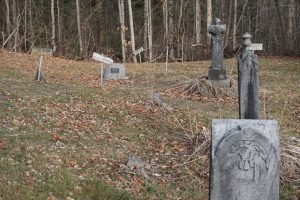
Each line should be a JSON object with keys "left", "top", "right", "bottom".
{"left": 249, "top": 43, "right": 263, "bottom": 51}
{"left": 92, "top": 52, "right": 113, "bottom": 64}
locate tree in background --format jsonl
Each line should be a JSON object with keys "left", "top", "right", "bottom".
{"left": 0, "top": 0, "right": 299, "bottom": 60}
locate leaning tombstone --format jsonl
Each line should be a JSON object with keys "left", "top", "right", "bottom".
{"left": 207, "top": 18, "right": 230, "bottom": 88}
{"left": 209, "top": 33, "right": 280, "bottom": 200}
{"left": 102, "top": 64, "right": 126, "bottom": 80}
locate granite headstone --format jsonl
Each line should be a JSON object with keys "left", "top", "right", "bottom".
{"left": 209, "top": 119, "right": 280, "bottom": 200}
{"left": 102, "top": 64, "right": 126, "bottom": 80}
{"left": 237, "top": 32, "right": 259, "bottom": 119}
{"left": 209, "top": 33, "right": 280, "bottom": 200}
{"left": 208, "top": 18, "right": 230, "bottom": 88}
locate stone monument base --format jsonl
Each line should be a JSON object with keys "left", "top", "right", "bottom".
{"left": 208, "top": 68, "right": 227, "bottom": 80}
{"left": 208, "top": 79, "right": 230, "bottom": 88}
{"left": 209, "top": 119, "right": 280, "bottom": 200}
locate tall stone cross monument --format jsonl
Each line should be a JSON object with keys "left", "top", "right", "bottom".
{"left": 207, "top": 18, "right": 230, "bottom": 88}
{"left": 208, "top": 33, "right": 280, "bottom": 200}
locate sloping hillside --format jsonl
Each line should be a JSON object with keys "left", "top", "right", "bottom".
{"left": 0, "top": 50, "right": 299, "bottom": 199}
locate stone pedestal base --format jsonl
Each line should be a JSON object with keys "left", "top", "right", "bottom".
{"left": 208, "top": 79, "right": 230, "bottom": 88}
{"left": 208, "top": 68, "right": 227, "bottom": 80}
{"left": 209, "top": 119, "right": 280, "bottom": 200}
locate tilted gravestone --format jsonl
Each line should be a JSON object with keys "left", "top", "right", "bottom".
{"left": 102, "top": 64, "right": 126, "bottom": 80}
{"left": 209, "top": 33, "right": 280, "bottom": 200}
{"left": 207, "top": 18, "right": 230, "bottom": 88}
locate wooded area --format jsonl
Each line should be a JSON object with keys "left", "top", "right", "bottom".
{"left": 0, "top": 0, "right": 299, "bottom": 62}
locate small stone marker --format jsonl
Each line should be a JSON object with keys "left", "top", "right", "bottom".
{"left": 151, "top": 92, "right": 163, "bottom": 107}
{"left": 209, "top": 119, "right": 280, "bottom": 200}
{"left": 102, "top": 64, "right": 126, "bottom": 80}
{"left": 207, "top": 18, "right": 230, "bottom": 88}
{"left": 209, "top": 33, "right": 280, "bottom": 200}
{"left": 237, "top": 33, "right": 260, "bottom": 119}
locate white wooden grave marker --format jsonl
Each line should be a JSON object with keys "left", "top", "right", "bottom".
{"left": 249, "top": 43, "right": 263, "bottom": 52}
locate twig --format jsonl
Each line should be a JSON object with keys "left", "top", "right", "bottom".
{"left": 164, "top": 105, "right": 192, "bottom": 143}
{"left": 173, "top": 157, "right": 202, "bottom": 168}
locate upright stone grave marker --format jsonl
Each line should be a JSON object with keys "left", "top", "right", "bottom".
{"left": 237, "top": 32, "right": 260, "bottom": 119}
{"left": 102, "top": 64, "right": 126, "bottom": 80}
{"left": 207, "top": 18, "right": 230, "bottom": 88}
{"left": 92, "top": 52, "right": 126, "bottom": 81}
{"left": 209, "top": 33, "right": 280, "bottom": 200}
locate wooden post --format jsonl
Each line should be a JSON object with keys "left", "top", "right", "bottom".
{"left": 100, "top": 63, "right": 103, "bottom": 87}
{"left": 165, "top": 46, "right": 169, "bottom": 76}
{"left": 37, "top": 56, "right": 43, "bottom": 81}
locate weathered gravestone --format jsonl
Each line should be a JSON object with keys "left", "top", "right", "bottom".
{"left": 237, "top": 32, "right": 259, "bottom": 119}
{"left": 207, "top": 18, "right": 230, "bottom": 88}
{"left": 102, "top": 64, "right": 126, "bottom": 80}
{"left": 210, "top": 120, "right": 280, "bottom": 200}
{"left": 209, "top": 33, "right": 280, "bottom": 200}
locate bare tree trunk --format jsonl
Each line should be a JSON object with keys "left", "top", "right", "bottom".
{"left": 29, "top": 0, "right": 34, "bottom": 48}
{"left": 168, "top": 0, "right": 174, "bottom": 59}
{"left": 287, "top": 0, "right": 295, "bottom": 52}
{"left": 128, "top": 0, "right": 137, "bottom": 63}
{"left": 147, "top": 0, "right": 153, "bottom": 61}
{"left": 12, "top": 0, "right": 19, "bottom": 52}
{"left": 225, "top": 0, "right": 233, "bottom": 48}
{"left": 254, "top": 1, "right": 260, "bottom": 36}
{"left": 163, "top": 0, "right": 168, "bottom": 47}
{"left": 51, "top": 0, "right": 56, "bottom": 53}
{"left": 144, "top": 0, "right": 148, "bottom": 60}
{"left": 177, "top": 0, "right": 184, "bottom": 58}
{"left": 24, "top": 0, "right": 27, "bottom": 51}
{"left": 4, "top": 0, "right": 11, "bottom": 49}
{"left": 118, "top": 0, "right": 126, "bottom": 63}
{"left": 57, "top": 0, "right": 62, "bottom": 53}
{"left": 232, "top": 0, "right": 237, "bottom": 50}
{"left": 76, "top": 0, "right": 83, "bottom": 56}
{"left": 274, "top": 0, "right": 285, "bottom": 53}
{"left": 206, "top": 0, "right": 212, "bottom": 43}
{"left": 195, "top": 0, "right": 201, "bottom": 44}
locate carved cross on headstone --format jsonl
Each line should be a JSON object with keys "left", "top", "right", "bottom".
{"left": 208, "top": 18, "right": 227, "bottom": 81}
{"left": 237, "top": 32, "right": 260, "bottom": 119}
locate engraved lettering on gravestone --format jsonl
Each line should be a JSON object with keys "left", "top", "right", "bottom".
{"left": 111, "top": 68, "right": 120, "bottom": 73}
{"left": 213, "top": 125, "right": 278, "bottom": 200}
{"left": 237, "top": 33, "right": 260, "bottom": 119}
{"left": 208, "top": 18, "right": 227, "bottom": 81}
{"left": 224, "top": 140, "right": 269, "bottom": 183}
